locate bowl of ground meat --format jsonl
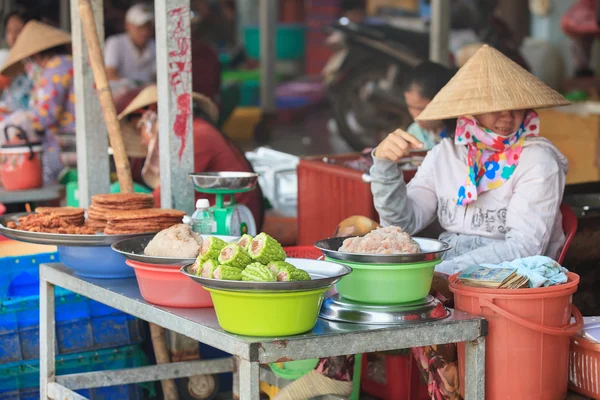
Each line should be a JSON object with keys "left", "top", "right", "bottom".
{"left": 314, "top": 226, "right": 450, "bottom": 304}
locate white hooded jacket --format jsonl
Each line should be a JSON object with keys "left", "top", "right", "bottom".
{"left": 370, "top": 137, "right": 568, "bottom": 275}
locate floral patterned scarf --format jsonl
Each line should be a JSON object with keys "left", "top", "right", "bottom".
{"left": 455, "top": 110, "right": 540, "bottom": 206}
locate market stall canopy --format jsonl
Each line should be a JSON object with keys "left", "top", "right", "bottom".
{"left": 0, "top": 21, "right": 71, "bottom": 77}
{"left": 416, "top": 45, "right": 570, "bottom": 121}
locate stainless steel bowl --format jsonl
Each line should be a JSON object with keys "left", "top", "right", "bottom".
{"left": 189, "top": 172, "right": 259, "bottom": 191}
{"left": 314, "top": 237, "right": 451, "bottom": 264}
{"left": 180, "top": 258, "right": 352, "bottom": 292}
{"left": 112, "top": 234, "right": 239, "bottom": 265}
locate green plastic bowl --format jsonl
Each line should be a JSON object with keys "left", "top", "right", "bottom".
{"left": 327, "top": 257, "right": 440, "bottom": 304}
{"left": 270, "top": 358, "right": 319, "bottom": 380}
{"left": 206, "top": 287, "right": 329, "bottom": 337}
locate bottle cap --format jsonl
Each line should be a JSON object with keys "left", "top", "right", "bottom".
{"left": 196, "top": 199, "right": 210, "bottom": 209}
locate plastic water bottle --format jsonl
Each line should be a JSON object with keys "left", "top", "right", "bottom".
{"left": 191, "top": 199, "right": 214, "bottom": 234}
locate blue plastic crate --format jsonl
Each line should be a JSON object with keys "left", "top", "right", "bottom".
{"left": 0, "top": 280, "right": 144, "bottom": 363}
{"left": 0, "top": 252, "right": 58, "bottom": 300}
{"left": 0, "top": 345, "right": 152, "bottom": 400}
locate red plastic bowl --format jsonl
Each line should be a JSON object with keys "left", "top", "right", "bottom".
{"left": 126, "top": 260, "right": 213, "bottom": 308}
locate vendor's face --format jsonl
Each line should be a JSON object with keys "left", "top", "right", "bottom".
{"left": 126, "top": 22, "right": 153, "bottom": 49}
{"left": 5, "top": 16, "right": 25, "bottom": 48}
{"left": 474, "top": 110, "right": 526, "bottom": 136}
{"left": 404, "top": 84, "right": 439, "bottom": 131}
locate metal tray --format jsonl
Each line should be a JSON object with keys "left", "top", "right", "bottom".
{"left": 319, "top": 294, "right": 450, "bottom": 325}
{"left": 314, "top": 237, "right": 451, "bottom": 264}
{"left": 0, "top": 212, "right": 147, "bottom": 247}
{"left": 112, "top": 234, "right": 239, "bottom": 265}
{"left": 189, "top": 172, "right": 258, "bottom": 191}
{"left": 180, "top": 258, "right": 352, "bottom": 292}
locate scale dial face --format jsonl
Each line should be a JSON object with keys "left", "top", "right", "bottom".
{"left": 228, "top": 204, "right": 256, "bottom": 236}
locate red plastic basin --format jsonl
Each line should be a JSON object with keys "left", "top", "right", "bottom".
{"left": 126, "top": 260, "right": 213, "bottom": 308}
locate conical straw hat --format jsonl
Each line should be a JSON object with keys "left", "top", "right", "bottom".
{"left": 0, "top": 21, "right": 71, "bottom": 77}
{"left": 117, "top": 85, "right": 219, "bottom": 124}
{"left": 416, "top": 45, "right": 570, "bottom": 121}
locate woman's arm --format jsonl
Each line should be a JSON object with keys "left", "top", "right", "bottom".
{"left": 436, "top": 147, "right": 566, "bottom": 275}
{"left": 370, "top": 145, "right": 439, "bottom": 235}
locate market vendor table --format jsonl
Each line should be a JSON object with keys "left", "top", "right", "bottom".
{"left": 39, "top": 263, "right": 488, "bottom": 400}
{"left": 0, "top": 184, "right": 64, "bottom": 204}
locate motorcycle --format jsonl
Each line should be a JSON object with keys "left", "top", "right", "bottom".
{"left": 323, "top": 18, "right": 427, "bottom": 150}
{"left": 323, "top": 0, "right": 529, "bottom": 151}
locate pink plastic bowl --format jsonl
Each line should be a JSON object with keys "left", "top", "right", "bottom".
{"left": 126, "top": 260, "right": 213, "bottom": 308}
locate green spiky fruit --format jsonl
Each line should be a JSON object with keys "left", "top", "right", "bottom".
{"left": 241, "top": 262, "right": 277, "bottom": 282}
{"left": 248, "top": 233, "right": 286, "bottom": 264}
{"left": 198, "top": 237, "right": 227, "bottom": 262}
{"left": 218, "top": 243, "right": 252, "bottom": 269}
{"left": 200, "top": 259, "right": 219, "bottom": 278}
{"left": 213, "top": 265, "right": 243, "bottom": 281}
{"left": 237, "top": 234, "right": 254, "bottom": 251}
{"left": 267, "top": 261, "right": 296, "bottom": 275}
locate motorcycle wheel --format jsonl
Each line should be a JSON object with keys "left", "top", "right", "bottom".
{"left": 330, "top": 62, "right": 412, "bottom": 150}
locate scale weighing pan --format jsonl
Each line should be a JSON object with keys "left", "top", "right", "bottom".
{"left": 112, "top": 233, "right": 239, "bottom": 265}
{"left": 0, "top": 212, "right": 144, "bottom": 246}
{"left": 314, "top": 237, "right": 451, "bottom": 264}
{"left": 189, "top": 172, "right": 258, "bottom": 193}
{"left": 319, "top": 294, "right": 450, "bottom": 325}
{"left": 180, "top": 258, "right": 352, "bottom": 292}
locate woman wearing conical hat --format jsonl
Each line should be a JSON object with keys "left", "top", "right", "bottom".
{"left": 116, "top": 85, "right": 265, "bottom": 230}
{"left": 0, "top": 20, "right": 73, "bottom": 184}
{"left": 275, "top": 46, "right": 571, "bottom": 400}
{"left": 372, "top": 44, "right": 569, "bottom": 275}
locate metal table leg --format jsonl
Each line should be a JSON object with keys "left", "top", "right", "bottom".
{"left": 239, "top": 358, "right": 261, "bottom": 400}
{"left": 40, "top": 278, "right": 56, "bottom": 400}
{"left": 464, "top": 336, "right": 486, "bottom": 400}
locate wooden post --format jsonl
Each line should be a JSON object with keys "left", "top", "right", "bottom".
{"left": 77, "top": 0, "right": 133, "bottom": 193}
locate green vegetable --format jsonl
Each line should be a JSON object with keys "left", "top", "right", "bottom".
{"left": 200, "top": 259, "right": 219, "bottom": 278}
{"left": 198, "top": 237, "right": 227, "bottom": 262}
{"left": 290, "top": 269, "right": 311, "bottom": 281}
{"left": 237, "top": 234, "right": 254, "bottom": 251}
{"left": 248, "top": 233, "right": 286, "bottom": 264}
{"left": 273, "top": 264, "right": 297, "bottom": 281}
{"left": 213, "top": 265, "right": 243, "bottom": 281}
{"left": 218, "top": 243, "right": 252, "bottom": 269}
{"left": 268, "top": 261, "right": 296, "bottom": 275}
{"left": 241, "top": 262, "right": 277, "bottom": 282}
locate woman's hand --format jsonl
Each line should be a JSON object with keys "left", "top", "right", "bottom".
{"left": 374, "top": 129, "right": 424, "bottom": 162}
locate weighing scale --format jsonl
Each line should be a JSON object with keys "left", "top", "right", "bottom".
{"left": 189, "top": 172, "right": 258, "bottom": 236}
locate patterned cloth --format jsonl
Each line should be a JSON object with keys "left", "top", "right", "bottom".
{"left": 455, "top": 111, "right": 540, "bottom": 206}
{"left": 0, "top": 73, "right": 34, "bottom": 112}
{"left": 412, "top": 344, "right": 462, "bottom": 400}
{"left": 0, "top": 55, "right": 75, "bottom": 184}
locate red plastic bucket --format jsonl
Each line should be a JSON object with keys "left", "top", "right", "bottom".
{"left": 450, "top": 272, "right": 583, "bottom": 400}
{"left": 126, "top": 260, "right": 213, "bottom": 308}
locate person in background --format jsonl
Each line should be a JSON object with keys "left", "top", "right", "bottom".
{"left": 104, "top": 3, "right": 155, "bottom": 84}
{"left": 190, "top": 21, "right": 221, "bottom": 102}
{"left": 0, "top": 9, "right": 39, "bottom": 112}
{"left": 116, "top": 85, "right": 264, "bottom": 229}
{"left": 0, "top": 21, "right": 74, "bottom": 184}
{"left": 404, "top": 61, "right": 456, "bottom": 150}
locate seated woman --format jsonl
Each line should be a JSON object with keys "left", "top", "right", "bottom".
{"left": 403, "top": 61, "right": 456, "bottom": 150}
{"left": 275, "top": 45, "right": 569, "bottom": 400}
{"left": 116, "top": 85, "right": 264, "bottom": 230}
{"left": 0, "top": 8, "right": 39, "bottom": 111}
{"left": 0, "top": 21, "right": 74, "bottom": 184}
